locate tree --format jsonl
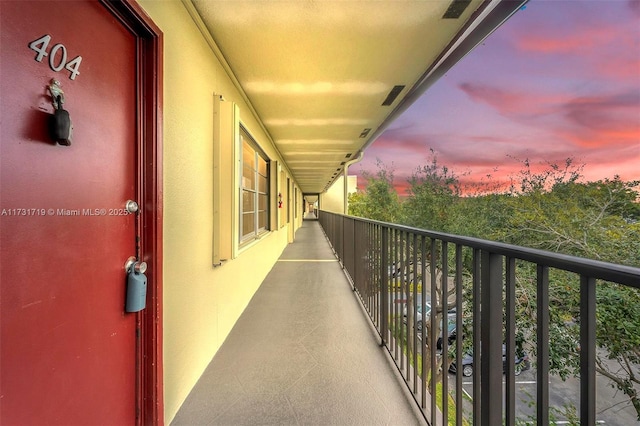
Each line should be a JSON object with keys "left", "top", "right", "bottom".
{"left": 352, "top": 154, "right": 640, "bottom": 419}
{"left": 497, "top": 159, "right": 640, "bottom": 419}
{"left": 496, "top": 158, "right": 640, "bottom": 266}
{"left": 401, "top": 149, "right": 464, "bottom": 232}
{"left": 348, "top": 160, "right": 401, "bottom": 222}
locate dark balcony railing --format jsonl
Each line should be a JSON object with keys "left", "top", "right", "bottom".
{"left": 318, "top": 210, "right": 640, "bottom": 426}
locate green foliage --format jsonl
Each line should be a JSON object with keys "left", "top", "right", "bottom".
{"left": 401, "top": 149, "right": 465, "bottom": 232}
{"left": 353, "top": 153, "right": 640, "bottom": 419}
{"left": 348, "top": 159, "right": 401, "bottom": 222}
{"left": 451, "top": 193, "right": 514, "bottom": 239}
{"left": 597, "top": 285, "right": 640, "bottom": 359}
{"left": 498, "top": 165, "right": 640, "bottom": 266}
{"left": 498, "top": 159, "right": 640, "bottom": 419}
{"left": 595, "top": 284, "right": 640, "bottom": 417}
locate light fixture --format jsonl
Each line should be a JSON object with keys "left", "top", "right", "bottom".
{"left": 381, "top": 85, "right": 405, "bottom": 106}
{"left": 443, "top": 0, "right": 471, "bottom": 19}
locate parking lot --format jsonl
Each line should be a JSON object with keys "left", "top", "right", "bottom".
{"left": 393, "top": 296, "right": 639, "bottom": 425}
{"left": 448, "top": 363, "right": 638, "bottom": 425}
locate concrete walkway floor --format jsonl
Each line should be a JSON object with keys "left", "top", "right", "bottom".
{"left": 171, "top": 219, "right": 425, "bottom": 426}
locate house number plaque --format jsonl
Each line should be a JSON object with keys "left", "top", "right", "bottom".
{"left": 28, "top": 34, "right": 82, "bottom": 80}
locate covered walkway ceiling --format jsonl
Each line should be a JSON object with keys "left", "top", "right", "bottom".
{"left": 189, "top": 0, "right": 527, "bottom": 194}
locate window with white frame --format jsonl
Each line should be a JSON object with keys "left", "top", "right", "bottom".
{"left": 240, "top": 127, "right": 269, "bottom": 243}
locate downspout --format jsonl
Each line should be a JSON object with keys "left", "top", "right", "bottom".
{"left": 343, "top": 151, "right": 364, "bottom": 215}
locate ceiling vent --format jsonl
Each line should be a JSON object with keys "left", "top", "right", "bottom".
{"left": 443, "top": 0, "right": 471, "bottom": 19}
{"left": 359, "top": 128, "right": 371, "bottom": 138}
{"left": 382, "top": 85, "right": 405, "bottom": 106}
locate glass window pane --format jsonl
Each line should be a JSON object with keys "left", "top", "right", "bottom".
{"left": 258, "top": 175, "right": 268, "bottom": 193}
{"left": 242, "top": 140, "right": 254, "bottom": 165}
{"left": 243, "top": 165, "right": 255, "bottom": 189}
{"left": 258, "top": 156, "right": 267, "bottom": 175}
{"left": 258, "top": 211, "right": 267, "bottom": 229}
{"left": 242, "top": 212, "right": 255, "bottom": 237}
{"left": 243, "top": 190, "right": 255, "bottom": 212}
{"left": 258, "top": 194, "right": 268, "bottom": 210}
{"left": 242, "top": 139, "right": 255, "bottom": 189}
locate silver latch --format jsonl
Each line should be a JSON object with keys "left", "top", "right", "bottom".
{"left": 48, "top": 79, "right": 65, "bottom": 110}
{"left": 125, "top": 256, "right": 147, "bottom": 274}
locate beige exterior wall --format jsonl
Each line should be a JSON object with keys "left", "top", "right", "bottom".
{"left": 320, "top": 175, "right": 358, "bottom": 214}
{"left": 138, "top": 1, "right": 303, "bottom": 422}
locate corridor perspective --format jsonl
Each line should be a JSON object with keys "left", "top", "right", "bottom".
{"left": 171, "top": 219, "right": 425, "bottom": 425}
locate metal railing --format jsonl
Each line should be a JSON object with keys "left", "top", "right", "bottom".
{"left": 318, "top": 210, "right": 640, "bottom": 426}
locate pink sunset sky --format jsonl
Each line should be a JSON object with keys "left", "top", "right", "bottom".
{"left": 354, "top": 0, "right": 640, "bottom": 195}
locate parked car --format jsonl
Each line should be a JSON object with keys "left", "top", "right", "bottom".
{"left": 402, "top": 294, "right": 431, "bottom": 325}
{"left": 436, "top": 319, "right": 457, "bottom": 350}
{"left": 448, "top": 345, "right": 530, "bottom": 377}
{"left": 403, "top": 295, "right": 457, "bottom": 348}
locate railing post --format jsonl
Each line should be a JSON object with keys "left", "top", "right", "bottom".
{"left": 339, "top": 215, "right": 344, "bottom": 266}
{"left": 480, "top": 250, "right": 503, "bottom": 426}
{"left": 430, "top": 238, "right": 438, "bottom": 423}
{"left": 580, "top": 275, "right": 596, "bottom": 426}
{"left": 455, "top": 244, "right": 463, "bottom": 426}
{"left": 380, "top": 226, "right": 389, "bottom": 347}
{"left": 421, "top": 235, "right": 428, "bottom": 410}
{"left": 505, "top": 257, "right": 516, "bottom": 426}
{"left": 441, "top": 241, "right": 449, "bottom": 424}
{"left": 537, "top": 265, "right": 550, "bottom": 426}
{"left": 472, "top": 249, "right": 481, "bottom": 424}
{"left": 352, "top": 218, "right": 357, "bottom": 292}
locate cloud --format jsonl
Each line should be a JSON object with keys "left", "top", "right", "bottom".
{"left": 515, "top": 25, "right": 616, "bottom": 55}
{"left": 457, "top": 82, "right": 565, "bottom": 119}
{"left": 595, "top": 56, "right": 640, "bottom": 80}
{"left": 368, "top": 134, "right": 430, "bottom": 154}
{"left": 558, "top": 91, "right": 640, "bottom": 147}
{"left": 353, "top": 0, "right": 640, "bottom": 197}
{"left": 517, "top": 35, "right": 587, "bottom": 55}
{"left": 563, "top": 92, "right": 638, "bottom": 128}
{"left": 510, "top": 3, "right": 638, "bottom": 82}
{"left": 355, "top": 146, "right": 640, "bottom": 196}
{"left": 458, "top": 83, "right": 530, "bottom": 116}
{"left": 457, "top": 80, "right": 639, "bottom": 150}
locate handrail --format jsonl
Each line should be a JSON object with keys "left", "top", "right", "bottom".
{"left": 325, "top": 212, "right": 639, "bottom": 288}
{"left": 318, "top": 210, "right": 640, "bottom": 426}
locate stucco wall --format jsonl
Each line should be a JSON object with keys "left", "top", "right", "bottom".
{"left": 320, "top": 175, "right": 358, "bottom": 214}
{"left": 138, "top": 1, "right": 300, "bottom": 422}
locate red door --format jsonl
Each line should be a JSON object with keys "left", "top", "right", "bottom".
{"left": 1, "top": 2, "right": 141, "bottom": 423}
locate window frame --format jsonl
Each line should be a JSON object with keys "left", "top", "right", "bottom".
{"left": 239, "top": 126, "right": 270, "bottom": 245}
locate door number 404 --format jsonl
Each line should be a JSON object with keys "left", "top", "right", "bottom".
{"left": 29, "top": 35, "right": 82, "bottom": 81}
